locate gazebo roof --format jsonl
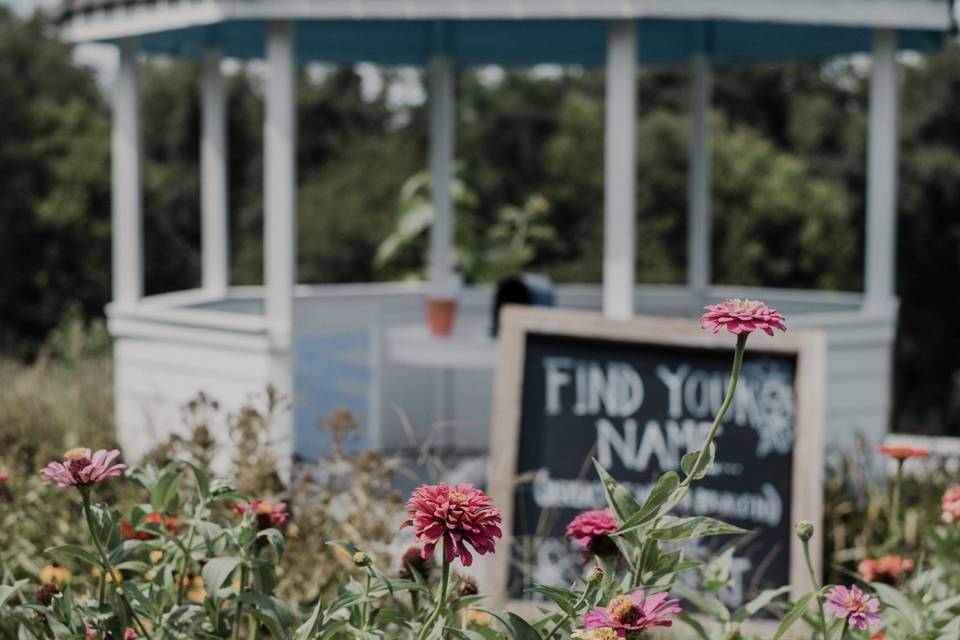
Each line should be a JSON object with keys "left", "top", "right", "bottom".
{"left": 57, "top": 0, "right": 951, "bottom": 66}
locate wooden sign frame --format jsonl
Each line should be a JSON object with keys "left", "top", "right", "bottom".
{"left": 486, "top": 305, "right": 826, "bottom": 610}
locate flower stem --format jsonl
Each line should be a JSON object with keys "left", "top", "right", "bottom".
{"left": 418, "top": 553, "right": 450, "bottom": 640}
{"left": 176, "top": 521, "right": 198, "bottom": 606}
{"left": 360, "top": 570, "right": 372, "bottom": 630}
{"left": 543, "top": 583, "right": 591, "bottom": 640}
{"left": 234, "top": 564, "right": 249, "bottom": 640}
{"left": 802, "top": 539, "right": 828, "bottom": 639}
{"left": 838, "top": 619, "right": 850, "bottom": 640}
{"left": 80, "top": 489, "right": 153, "bottom": 640}
{"left": 680, "top": 333, "right": 748, "bottom": 488}
{"left": 891, "top": 459, "right": 904, "bottom": 543}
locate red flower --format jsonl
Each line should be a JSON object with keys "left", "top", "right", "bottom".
{"left": 41, "top": 448, "right": 126, "bottom": 488}
{"left": 401, "top": 483, "right": 502, "bottom": 567}
{"left": 942, "top": 485, "right": 960, "bottom": 523}
{"left": 870, "top": 633, "right": 887, "bottom": 640}
{"left": 565, "top": 508, "right": 619, "bottom": 557}
{"left": 701, "top": 299, "right": 786, "bottom": 336}
{"left": 876, "top": 445, "right": 928, "bottom": 460}
{"left": 121, "top": 512, "right": 178, "bottom": 540}
{"left": 0, "top": 472, "right": 9, "bottom": 483}
{"left": 234, "top": 499, "right": 288, "bottom": 530}
{"left": 858, "top": 555, "right": 913, "bottom": 584}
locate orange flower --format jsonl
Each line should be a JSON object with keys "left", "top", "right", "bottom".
{"left": 876, "top": 445, "right": 928, "bottom": 460}
{"left": 121, "top": 512, "right": 177, "bottom": 540}
{"left": 858, "top": 554, "right": 914, "bottom": 584}
{"left": 870, "top": 633, "right": 886, "bottom": 640}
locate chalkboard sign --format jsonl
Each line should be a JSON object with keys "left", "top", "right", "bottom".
{"left": 487, "top": 307, "right": 825, "bottom": 609}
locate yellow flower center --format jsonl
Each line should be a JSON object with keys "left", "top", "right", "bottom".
{"left": 256, "top": 502, "right": 274, "bottom": 514}
{"left": 607, "top": 595, "right": 642, "bottom": 625}
{"left": 723, "top": 298, "right": 763, "bottom": 312}
{"left": 63, "top": 448, "right": 88, "bottom": 460}
{"left": 449, "top": 491, "right": 468, "bottom": 504}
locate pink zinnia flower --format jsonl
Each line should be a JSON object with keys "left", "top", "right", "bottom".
{"left": 84, "top": 626, "right": 135, "bottom": 639}
{"left": 401, "top": 483, "right": 502, "bottom": 567}
{"left": 942, "top": 485, "right": 960, "bottom": 523}
{"left": 565, "top": 508, "right": 619, "bottom": 557}
{"left": 857, "top": 554, "right": 913, "bottom": 584}
{"left": 825, "top": 585, "right": 881, "bottom": 631}
{"left": 234, "top": 499, "right": 288, "bottom": 530}
{"left": 0, "top": 472, "right": 9, "bottom": 483}
{"left": 701, "top": 298, "right": 786, "bottom": 336}
{"left": 582, "top": 590, "right": 681, "bottom": 635}
{"left": 41, "top": 448, "right": 126, "bottom": 488}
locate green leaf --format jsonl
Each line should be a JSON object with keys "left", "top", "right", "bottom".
{"left": 613, "top": 472, "right": 681, "bottom": 536}
{"left": 871, "top": 582, "right": 921, "bottom": 632}
{"left": 478, "top": 609, "right": 542, "bottom": 640}
{"left": 183, "top": 461, "right": 211, "bottom": 501}
{"left": 681, "top": 443, "right": 715, "bottom": 481}
{"left": 201, "top": 557, "right": 241, "bottom": 592}
{"left": 592, "top": 459, "right": 642, "bottom": 524}
{"left": 257, "top": 528, "right": 285, "bottom": 559}
{"left": 675, "top": 612, "right": 711, "bottom": 640}
{"left": 732, "top": 585, "right": 791, "bottom": 621}
{"left": 0, "top": 584, "right": 21, "bottom": 607}
{"left": 649, "top": 516, "right": 746, "bottom": 540}
{"left": 772, "top": 593, "right": 814, "bottom": 640}
{"left": 151, "top": 466, "right": 182, "bottom": 515}
{"left": 46, "top": 544, "right": 102, "bottom": 568}
{"left": 673, "top": 581, "right": 730, "bottom": 621}
{"left": 526, "top": 586, "right": 577, "bottom": 618}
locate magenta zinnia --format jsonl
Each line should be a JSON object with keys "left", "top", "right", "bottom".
{"left": 41, "top": 448, "right": 126, "bottom": 488}
{"left": 566, "top": 508, "right": 619, "bottom": 557}
{"left": 825, "top": 585, "right": 880, "bottom": 631}
{"left": 942, "top": 485, "right": 960, "bottom": 523}
{"left": 701, "top": 298, "right": 786, "bottom": 336}
{"left": 401, "top": 483, "right": 502, "bottom": 567}
{"left": 234, "top": 499, "right": 289, "bottom": 530}
{"left": 582, "top": 590, "right": 681, "bottom": 635}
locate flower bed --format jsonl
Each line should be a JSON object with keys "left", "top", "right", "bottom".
{"left": 1, "top": 300, "right": 958, "bottom": 639}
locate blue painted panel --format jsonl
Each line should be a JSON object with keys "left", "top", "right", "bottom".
{"left": 134, "top": 18, "right": 945, "bottom": 67}
{"left": 293, "top": 332, "right": 371, "bottom": 462}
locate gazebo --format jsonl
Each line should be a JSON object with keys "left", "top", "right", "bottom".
{"left": 55, "top": 1, "right": 952, "bottom": 469}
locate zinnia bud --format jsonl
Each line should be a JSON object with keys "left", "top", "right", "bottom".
{"left": 723, "top": 621, "right": 742, "bottom": 640}
{"left": 455, "top": 575, "right": 479, "bottom": 597}
{"left": 795, "top": 521, "right": 814, "bottom": 542}
{"left": 587, "top": 566, "right": 605, "bottom": 585}
{"left": 36, "top": 583, "right": 60, "bottom": 606}
{"left": 398, "top": 545, "right": 433, "bottom": 581}
{"left": 352, "top": 551, "right": 370, "bottom": 568}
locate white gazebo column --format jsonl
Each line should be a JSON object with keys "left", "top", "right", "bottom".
{"left": 864, "top": 29, "right": 899, "bottom": 310}
{"left": 603, "top": 20, "right": 638, "bottom": 320}
{"left": 201, "top": 48, "right": 229, "bottom": 297}
{"left": 428, "top": 55, "right": 455, "bottom": 286}
{"left": 112, "top": 37, "right": 143, "bottom": 307}
{"left": 264, "top": 22, "right": 297, "bottom": 467}
{"left": 687, "top": 53, "right": 712, "bottom": 296}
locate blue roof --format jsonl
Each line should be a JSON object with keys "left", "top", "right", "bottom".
{"left": 134, "top": 18, "right": 944, "bottom": 67}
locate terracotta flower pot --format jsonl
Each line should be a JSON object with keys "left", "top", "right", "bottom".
{"left": 424, "top": 296, "right": 457, "bottom": 337}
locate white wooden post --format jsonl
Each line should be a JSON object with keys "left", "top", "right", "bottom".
{"left": 264, "top": 22, "right": 297, "bottom": 470}
{"left": 865, "top": 29, "right": 899, "bottom": 310}
{"left": 201, "top": 48, "right": 229, "bottom": 297}
{"left": 687, "top": 53, "right": 712, "bottom": 295}
{"left": 603, "top": 20, "right": 637, "bottom": 320}
{"left": 112, "top": 37, "right": 143, "bottom": 307}
{"left": 264, "top": 22, "right": 297, "bottom": 351}
{"left": 429, "top": 55, "right": 455, "bottom": 286}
